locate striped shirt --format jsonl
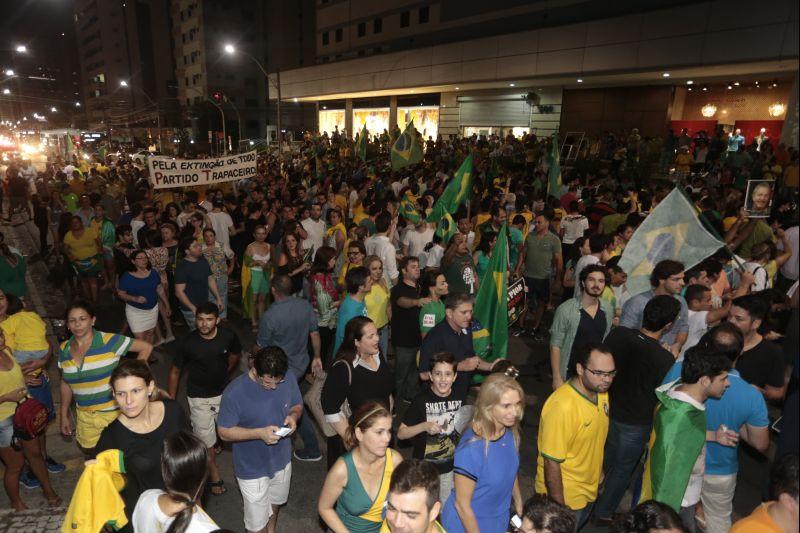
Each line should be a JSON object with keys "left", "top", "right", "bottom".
{"left": 58, "top": 331, "right": 133, "bottom": 412}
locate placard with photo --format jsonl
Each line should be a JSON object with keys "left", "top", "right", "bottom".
{"left": 744, "top": 179, "right": 775, "bottom": 218}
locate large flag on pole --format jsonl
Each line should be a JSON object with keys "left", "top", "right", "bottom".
{"left": 619, "top": 188, "right": 725, "bottom": 296}
{"left": 391, "top": 120, "right": 423, "bottom": 170}
{"left": 427, "top": 154, "right": 474, "bottom": 223}
{"left": 547, "top": 133, "right": 562, "bottom": 197}
{"left": 355, "top": 124, "right": 368, "bottom": 161}
{"left": 473, "top": 222, "right": 509, "bottom": 366}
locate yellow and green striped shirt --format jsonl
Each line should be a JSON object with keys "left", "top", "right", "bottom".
{"left": 58, "top": 331, "right": 133, "bottom": 412}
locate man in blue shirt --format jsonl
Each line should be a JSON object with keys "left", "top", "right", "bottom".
{"left": 620, "top": 259, "right": 689, "bottom": 357}
{"left": 256, "top": 274, "right": 322, "bottom": 462}
{"left": 662, "top": 323, "right": 769, "bottom": 533}
{"left": 219, "top": 346, "right": 303, "bottom": 533}
{"left": 727, "top": 128, "right": 745, "bottom": 153}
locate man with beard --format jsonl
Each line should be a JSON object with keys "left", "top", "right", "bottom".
{"left": 549, "top": 265, "right": 613, "bottom": 390}
{"left": 535, "top": 342, "right": 615, "bottom": 530}
{"left": 168, "top": 302, "right": 241, "bottom": 496}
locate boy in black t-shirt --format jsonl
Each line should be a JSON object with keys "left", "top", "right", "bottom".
{"left": 398, "top": 351, "right": 466, "bottom": 503}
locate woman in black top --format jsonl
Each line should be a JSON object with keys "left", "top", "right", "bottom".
{"left": 95, "top": 359, "right": 189, "bottom": 531}
{"left": 321, "top": 316, "right": 393, "bottom": 468}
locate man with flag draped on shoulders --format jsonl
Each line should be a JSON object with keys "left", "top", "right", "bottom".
{"left": 638, "top": 344, "right": 737, "bottom": 526}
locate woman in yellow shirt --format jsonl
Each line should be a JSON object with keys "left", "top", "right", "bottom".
{"left": 0, "top": 328, "right": 61, "bottom": 511}
{"left": 364, "top": 255, "right": 391, "bottom": 357}
{"left": 62, "top": 215, "right": 102, "bottom": 303}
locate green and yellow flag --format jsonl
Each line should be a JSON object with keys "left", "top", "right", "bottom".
{"left": 547, "top": 133, "right": 562, "bottom": 197}
{"left": 400, "top": 191, "right": 421, "bottom": 224}
{"left": 355, "top": 124, "right": 368, "bottom": 161}
{"left": 435, "top": 212, "right": 457, "bottom": 244}
{"left": 619, "top": 188, "right": 725, "bottom": 296}
{"left": 390, "top": 120, "right": 423, "bottom": 170}
{"left": 427, "top": 154, "right": 473, "bottom": 223}
{"left": 473, "top": 221, "right": 509, "bottom": 368}
{"left": 639, "top": 383, "right": 707, "bottom": 512}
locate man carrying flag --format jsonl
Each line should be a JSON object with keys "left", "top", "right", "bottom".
{"left": 426, "top": 154, "right": 474, "bottom": 245}
{"left": 391, "top": 120, "right": 423, "bottom": 170}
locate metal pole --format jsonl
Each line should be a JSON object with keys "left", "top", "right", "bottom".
{"left": 276, "top": 69, "right": 282, "bottom": 148}
{"left": 207, "top": 99, "right": 226, "bottom": 154}
{"left": 224, "top": 97, "right": 242, "bottom": 152}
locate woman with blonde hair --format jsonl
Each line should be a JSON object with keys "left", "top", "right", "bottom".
{"left": 441, "top": 374, "right": 524, "bottom": 533}
{"left": 318, "top": 401, "right": 403, "bottom": 533}
{"left": 363, "top": 255, "right": 391, "bottom": 357}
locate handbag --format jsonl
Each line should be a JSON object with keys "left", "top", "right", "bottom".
{"left": 12, "top": 396, "right": 50, "bottom": 448}
{"left": 304, "top": 360, "right": 352, "bottom": 438}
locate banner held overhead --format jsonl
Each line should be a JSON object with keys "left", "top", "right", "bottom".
{"left": 148, "top": 150, "right": 258, "bottom": 189}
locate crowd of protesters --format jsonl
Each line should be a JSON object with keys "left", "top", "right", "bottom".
{"left": 0, "top": 122, "right": 797, "bottom": 533}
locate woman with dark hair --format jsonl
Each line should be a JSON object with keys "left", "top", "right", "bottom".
{"left": 616, "top": 500, "right": 685, "bottom": 533}
{"left": 473, "top": 231, "right": 496, "bottom": 281}
{"left": 117, "top": 249, "right": 168, "bottom": 346}
{"left": 132, "top": 430, "right": 219, "bottom": 532}
{"left": 364, "top": 255, "right": 391, "bottom": 358}
{"left": 62, "top": 215, "right": 103, "bottom": 303}
{"left": 310, "top": 245, "right": 341, "bottom": 363}
{"left": 96, "top": 359, "right": 190, "bottom": 530}
{"left": 321, "top": 316, "right": 394, "bottom": 468}
{"left": 318, "top": 401, "right": 402, "bottom": 533}
{"left": 326, "top": 208, "right": 347, "bottom": 260}
{"left": 161, "top": 202, "right": 181, "bottom": 226}
{"left": 276, "top": 230, "right": 309, "bottom": 296}
{"left": 58, "top": 299, "right": 153, "bottom": 454}
{"left": 243, "top": 225, "right": 273, "bottom": 330}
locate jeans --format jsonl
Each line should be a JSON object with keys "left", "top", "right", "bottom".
{"left": 180, "top": 308, "right": 197, "bottom": 330}
{"left": 209, "top": 275, "right": 228, "bottom": 318}
{"left": 574, "top": 502, "right": 594, "bottom": 531}
{"left": 594, "top": 420, "right": 652, "bottom": 520}
{"left": 394, "top": 345, "right": 420, "bottom": 402}
{"left": 295, "top": 375, "right": 320, "bottom": 457}
{"left": 378, "top": 325, "right": 389, "bottom": 360}
{"left": 701, "top": 473, "right": 737, "bottom": 533}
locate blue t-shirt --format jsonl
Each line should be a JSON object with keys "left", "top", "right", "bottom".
{"left": 727, "top": 134, "right": 745, "bottom": 152}
{"left": 217, "top": 370, "right": 302, "bottom": 479}
{"left": 619, "top": 290, "right": 688, "bottom": 347}
{"left": 118, "top": 270, "right": 161, "bottom": 310}
{"left": 441, "top": 428, "right": 519, "bottom": 533}
{"left": 333, "top": 295, "right": 367, "bottom": 355}
{"left": 663, "top": 364, "right": 768, "bottom": 475}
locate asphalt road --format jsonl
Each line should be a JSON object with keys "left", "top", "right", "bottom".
{"left": 0, "top": 215, "right": 773, "bottom": 532}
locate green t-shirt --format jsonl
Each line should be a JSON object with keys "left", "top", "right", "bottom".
{"left": 63, "top": 192, "right": 78, "bottom": 214}
{"left": 523, "top": 231, "right": 562, "bottom": 279}
{"left": 442, "top": 254, "right": 478, "bottom": 295}
{"left": 419, "top": 300, "right": 445, "bottom": 334}
{"left": 736, "top": 220, "right": 774, "bottom": 259}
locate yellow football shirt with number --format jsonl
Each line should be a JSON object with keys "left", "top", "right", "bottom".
{"left": 535, "top": 382, "right": 610, "bottom": 510}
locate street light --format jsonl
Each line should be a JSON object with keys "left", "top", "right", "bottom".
{"left": 75, "top": 102, "right": 81, "bottom": 107}
{"left": 222, "top": 42, "right": 281, "bottom": 144}
{"left": 50, "top": 107, "right": 57, "bottom": 112}
{"left": 4, "top": 69, "right": 13, "bottom": 76}
{"left": 2, "top": 89, "right": 9, "bottom": 95}
{"left": 120, "top": 80, "right": 129, "bottom": 87}
{"left": 15, "top": 45, "right": 27, "bottom": 53}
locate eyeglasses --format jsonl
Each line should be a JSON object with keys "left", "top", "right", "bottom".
{"left": 584, "top": 367, "right": 617, "bottom": 378}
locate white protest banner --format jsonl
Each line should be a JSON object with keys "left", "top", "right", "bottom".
{"left": 148, "top": 150, "right": 258, "bottom": 189}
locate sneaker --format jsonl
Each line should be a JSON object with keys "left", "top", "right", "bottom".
{"left": 293, "top": 449, "right": 323, "bottom": 462}
{"left": 45, "top": 457, "right": 66, "bottom": 474}
{"left": 19, "top": 470, "right": 40, "bottom": 489}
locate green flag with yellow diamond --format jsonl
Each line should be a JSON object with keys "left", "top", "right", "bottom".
{"left": 390, "top": 120, "right": 423, "bottom": 170}
{"left": 400, "top": 192, "right": 421, "bottom": 224}
{"left": 619, "top": 188, "right": 724, "bottom": 296}
{"left": 473, "top": 221, "right": 509, "bottom": 367}
{"left": 435, "top": 212, "right": 457, "bottom": 244}
{"left": 427, "top": 154, "right": 473, "bottom": 223}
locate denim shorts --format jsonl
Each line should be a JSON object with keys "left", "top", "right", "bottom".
{"left": 27, "top": 373, "right": 56, "bottom": 423}
{"left": 0, "top": 416, "right": 14, "bottom": 448}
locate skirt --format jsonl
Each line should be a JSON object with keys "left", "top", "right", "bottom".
{"left": 125, "top": 304, "right": 158, "bottom": 333}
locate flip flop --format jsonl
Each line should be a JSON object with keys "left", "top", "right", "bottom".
{"left": 207, "top": 480, "right": 227, "bottom": 496}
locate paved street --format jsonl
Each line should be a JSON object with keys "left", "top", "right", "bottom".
{"left": 0, "top": 216, "right": 774, "bottom": 532}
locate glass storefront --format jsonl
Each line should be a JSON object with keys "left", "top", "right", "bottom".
{"left": 462, "top": 126, "right": 530, "bottom": 138}
{"left": 352, "top": 108, "right": 390, "bottom": 138}
{"left": 318, "top": 109, "right": 346, "bottom": 136}
{"left": 397, "top": 107, "right": 439, "bottom": 139}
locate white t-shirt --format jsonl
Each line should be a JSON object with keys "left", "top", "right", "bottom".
{"left": 402, "top": 227, "right": 434, "bottom": 258}
{"left": 132, "top": 489, "right": 219, "bottom": 533}
{"left": 778, "top": 225, "right": 798, "bottom": 281}
{"left": 301, "top": 218, "right": 326, "bottom": 256}
{"left": 425, "top": 244, "right": 444, "bottom": 270}
{"left": 130, "top": 219, "right": 145, "bottom": 248}
{"left": 679, "top": 309, "right": 709, "bottom": 360}
{"left": 744, "top": 262, "right": 769, "bottom": 292}
{"left": 207, "top": 211, "right": 234, "bottom": 248}
{"left": 561, "top": 214, "right": 589, "bottom": 244}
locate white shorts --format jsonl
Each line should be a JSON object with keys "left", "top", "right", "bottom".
{"left": 187, "top": 396, "right": 222, "bottom": 448}
{"left": 237, "top": 463, "right": 293, "bottom": 531}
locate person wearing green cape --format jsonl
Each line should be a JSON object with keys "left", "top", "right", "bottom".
{"left": 639, "top": 344, "right": 737, "bottom": 527}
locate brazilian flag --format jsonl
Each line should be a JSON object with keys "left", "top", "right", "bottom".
{"left": 435, "top": 212, "right": 457, "bottom": 244}
{"left": 427, "top": 154, "right": 473, "bottom": 223}
{"left": 473, "top": 222, "right": 509, "bottom": 367}
{"left": 400, "top": 192, "right": 421, "bottom": 224}
{"left": 547, "top": 133, "right": 562, "bottom": 197}
{"left": 390, "top": 120, "right": 423, "bottom": 170}
{"left": 355, "top": 124, "right": 368, "bottom": 161}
